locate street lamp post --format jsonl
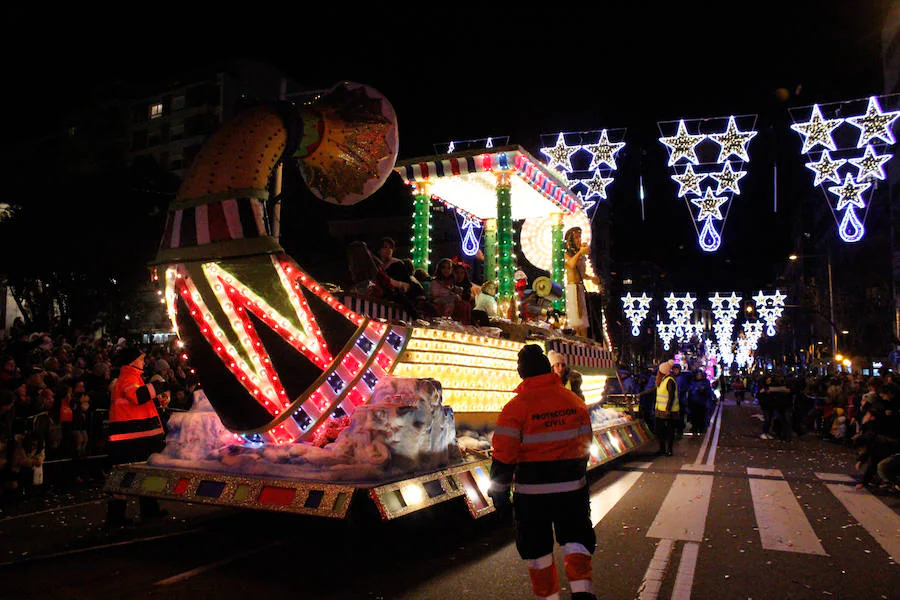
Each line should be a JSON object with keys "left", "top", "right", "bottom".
{"left": 789, "top": 251, "right": 838, "bottom": 355}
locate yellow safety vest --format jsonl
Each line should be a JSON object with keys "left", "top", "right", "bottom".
{"left": 655, "top": 375, "right": 679, "bottom": 413}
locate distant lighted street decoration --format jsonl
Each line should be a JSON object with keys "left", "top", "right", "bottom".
{"left": 789, "top": 94, "right": 900, "bottom": 243}
{"left": 658, "top": 115, "right": 757, "bottom": 252}
{"left": 663, "top": 292, "right": 697, "bottom": 340}
{"left": 621, "top": 292, "right": 652, "bottom": 336}
{"left": 455, "top": 209, "right": 483, "bottom": 257}
{"left": 657, "top": 322, "right": 677, "bottom": 351}
{"left": 539, "top": 128, "right": 626, "bottom": 219}
{"left": 752, "top": 290, "right": 786, "bottom": 337}
{"left": 709, "top": 291, "right": 742, "bottom": 365}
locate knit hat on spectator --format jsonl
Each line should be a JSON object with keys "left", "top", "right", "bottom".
{"left": 658, "top": 359, "right": 675, "bottom": 375}
{"left": 547, "top": 350, "right": 566, "bottom": 367}
{"left": 115, "top": 347, "right": 144, "bottom": 368}
{"left": 517, "top": 344, "right": 552, "bottom": 378}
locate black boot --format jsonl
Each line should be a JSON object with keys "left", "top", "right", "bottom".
{"left": 106, "top": 498, "right": 132, "bottom": 528}
{"left": 139, "top": 497, "right": 169, "bottom": 520}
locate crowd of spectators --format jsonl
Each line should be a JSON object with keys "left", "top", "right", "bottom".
{"left": 0, "top": 318, "right": 198, "bottom": 503}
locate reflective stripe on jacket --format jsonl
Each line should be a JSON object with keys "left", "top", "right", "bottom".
{"left": 108, "top": 365, "right": 164, "bottom": 443}
{"left": 490, "top": 372, "right": 592, "bottom": 495}
{"left": 655, "top": 375, "right": 679, "bottom": 414}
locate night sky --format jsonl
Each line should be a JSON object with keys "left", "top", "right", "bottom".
{"left": 3, "top": 2, "right": 892, "bottom": 296}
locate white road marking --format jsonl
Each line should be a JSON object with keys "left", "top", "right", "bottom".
{"left": 824, "top": 483, "right": 900, "bottom": 562}
{"left": 747, "top": 467, "right": 782, "bottom": 478}
{"left": 155, "top": 540, "right": 282, "bottom": 585}
{"left": 590, "top": 470, "right": 643, "bottom": 527}
{"left": 671, "top": 541, "right": 699, "bottom": 600}
{"left": 815, "top": 472, "right": 856, "bottom": 484}
{"left": 693, "top": 401, "right": 721, "bottom": 466}
{"left": 748, "top": 468, "right": 827, "bottom": 555}
{"left": 646, "top": 473, "right": 713, "bottom": 542}
{"left": 636, "top": 538, "right": 674, "bottom": 600}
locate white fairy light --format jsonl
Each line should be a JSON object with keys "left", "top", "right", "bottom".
{"left": 671, "top": 164, "right": 707, "bottom": 197}
{"left": 709, "top": 115, "right": 758, "bottom": 163}
{"left": 848, "top": 145, "right": 892, "bottom": 181}
{"left": 691, "top": 188, "right": 728, "bottom": 221}
{"left": 709, "top": 161, "right": 748, "bottom": 195}
{"left": 659, "top": 120, "right": 706, "bottom": 166}
{"left": 790, "top": 104, "right": 844, "bottom": 154}
{"left": 540, "top": 132, "right": 581, "bottom": 172}
{"left": 805, "top": 150, "right": 847, "bottom": 186}
{"left": 845, "top": 95, "right": 900, "bottom": 148}
{"left": 583, "top": 129, "right": 626, "bottom": 170}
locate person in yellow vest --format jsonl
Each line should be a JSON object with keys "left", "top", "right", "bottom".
{"left": 105, "top": 347, "right": 170, "bottom": 527}
{"left": 655, "top": 359, "right": 680, "bottom": 456}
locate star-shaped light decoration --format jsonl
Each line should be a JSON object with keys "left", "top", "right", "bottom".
{"left": 709, "top": 162, "right": 747, "bottom": 194}
{"left": 726, "top": 292, "right": 743, "bottom": 309}
{"left": 659, "top": 120, "right": 706, "bottom": 166}
{"left": 583, "top": 170, "right": 615, "bottom": 200}
{"left": 845, "top": 96, "right": 900, "bottom": 148}
{"left": 671, "top": 164, "right": 707, "bottom": 197}
{"left": 752, "top": 291, "right": 768, "bottom": 307}
{"left": 708, "top": 292, "right": 727, "bottom": 310}
{"left": 540, "top": 132, "right": 581, "bottom": 172}
{"left": 663, "top": 292, "right": 681, "bottom": 311}
{"left": 691, "top": 188, "right": 728, "bottom": 221}
{"left": 584, "top": 129, "right": 626, "bottom": 171}
{"left": 827, "top": 173, "right": 871, "bottom": 212}
{"left": 790, "top": 104, "right": 844, "bottom": 154}
{"left": 635, "top": 293, "right": 652, "bottom": 309}
{"left": 848, "top": 145, "right": 892, "bottom": 181}
{"left": 805, "top": 150, "right": 847, "bottom": 186}
{"left": 709, "top": 115, "right": 757, "bottom": 162}
{"left": 770, "top": 289, "right": 787, "bottom": 306}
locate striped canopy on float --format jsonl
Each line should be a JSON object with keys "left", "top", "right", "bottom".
{"left": 394, "top": 145, "right": 582, "bottom": 220}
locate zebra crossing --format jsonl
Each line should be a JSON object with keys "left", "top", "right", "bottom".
{"left": 588, "top": 400, "right": 900, "bottom": 599}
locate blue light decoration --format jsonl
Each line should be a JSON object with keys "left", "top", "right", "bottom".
{"left": 789, "top": 94, "right": 900, "bottom": 244}
{"left": 658, "top": 115, "right": 758, "bottom": 253}
{"left": 752, "top": 290, "right": 786, "bottom": 337}
{"left": 539, "top": 128, "right": 627, "bottom": 221}
{"left": 455, "top": 210, "right": 484, "bottom": 257}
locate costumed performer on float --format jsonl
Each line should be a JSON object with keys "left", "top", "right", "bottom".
{"left": 564, "top": 226, "right": 600, "bottom": 338}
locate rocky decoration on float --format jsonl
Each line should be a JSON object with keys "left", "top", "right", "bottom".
{"left": 789, "top": 94, "right": 899, "bottom": 243}
{"left": 658, "top": 115, "right": 758, "bottom": 252}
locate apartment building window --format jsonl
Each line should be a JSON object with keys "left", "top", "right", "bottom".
{"left": 172, "top": 95, "right": 186, "bottom": 111}
{"left": 149, "top": 102, "right": 164, "bottom": 120}
{"left": 169, "top": 149, "right": 184, "bottom": 171}
{"left": 170, "top": 122, "right": 184, "bottom": 142}
{"left": 147, "top": 130, "right": 161, "bottom": 147}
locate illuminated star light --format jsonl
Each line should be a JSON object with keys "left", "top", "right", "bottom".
{"left": 709, "top": 115, "right": 758, "bottom": 162}
{"left": 584, "top": 129, "right": 626, "bottom": 171}
{"left": 691, "top": 188, "right": 728, "bottom": 221}
{"left": 659, "top": 120, "right": 706, "bottom": 166}
{"left": 726, "top": 292, "right": 743, "bottom": 309}
{"left": 583, "top": 170, "right": 615, "bottom": 200}
{"left": 845, "top": 96, "right": 900, "bottom": 148}
{"left": 805, "top": 150, "right": 847, "bottom": 186}
{"left": 790, "top": 104, "right": 844, "bottom": 154}
{"left": 663, "top": 292, "right": 681, "bottom": 310}
{"left": 671, "top": 164, "right": 707, "bottom": 197}
{"left": 827, "top": 173, "right": 871, "bottom": 212}
{"left": 636, "top": 293, "right": 652, "bottom": 309}
{"left": 708, "top": 292, "right": 727, "bottom": 310}
{"left": 540, "top": 132, "right": 581, "bottom": 172}
{"left": 848, "top": 145, "right": 892, "bottom": 181}
{"left": 709, "top": 162, "right": 747, "bottom": 195}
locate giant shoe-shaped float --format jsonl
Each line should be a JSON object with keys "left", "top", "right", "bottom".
{"left": 108, "top": 82, "right": 650, "bottom": 520}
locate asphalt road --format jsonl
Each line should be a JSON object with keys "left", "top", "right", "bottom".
{"left": 2, "top": 395, "right": 898, "bottom": 600}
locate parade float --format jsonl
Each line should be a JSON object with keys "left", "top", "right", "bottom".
{"left": 104, "top": 81, "right": 653, "bottom": 521}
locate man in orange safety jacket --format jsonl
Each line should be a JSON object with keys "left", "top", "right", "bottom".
{"left": 489, "top": 344, "right": 596, "bottom": 600}
{"left": 105, "top": 346, "right": 170, "bottom": 527}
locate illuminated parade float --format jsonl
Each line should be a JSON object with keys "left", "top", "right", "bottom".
{"left": 105, "top": 82, "right": 652, "bottom": 521}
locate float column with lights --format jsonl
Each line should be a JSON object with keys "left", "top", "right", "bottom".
{"left": 411, "top": 181, "right": 432, "bottom": 272}
{"left": 495, "top": 171, "right": 515, "bottom": 317}
{"left": 483, "top": 218, "right": 498, "bottom": 285}
{"left": 551, "top": 212, "right": 565, "bottom": 312}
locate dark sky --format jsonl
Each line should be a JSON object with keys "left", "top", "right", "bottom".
{"left": 3, "top": 2, "right": 893, "bottom": 295}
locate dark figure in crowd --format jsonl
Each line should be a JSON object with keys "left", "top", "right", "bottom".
{"left": 686, "top": 370, "right": 712, "bottom": 436}
{"left": 489, "top": 345, "right": 597, "bottom": 600}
